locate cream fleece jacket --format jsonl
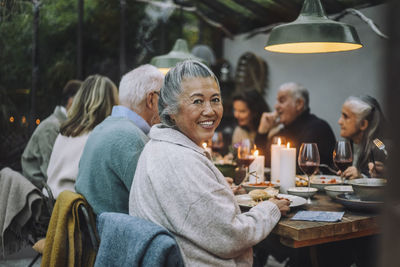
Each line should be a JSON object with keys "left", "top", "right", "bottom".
{"left": 129, "top": 124, "right": 281, "bottom": 267}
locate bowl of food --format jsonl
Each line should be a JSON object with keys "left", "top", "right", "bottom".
{"left": 287, "top": 187, "right": 317, "bottom": 198}
{"left": 215, "top": 163, "right": 237, "bottom": 178}
{"left": 310, "top": 175, "right": 343, "bottom": 191}
{"left": 242, "top": 181, "right": 280, "bottom": 193}
{"left": 347, "top": 178, "right": 386, "bottom": 201}
{"left": 324, "top": 185, "right": 354, "bottom": 200}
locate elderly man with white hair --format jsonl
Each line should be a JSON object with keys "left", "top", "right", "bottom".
{"left": 256, "top": 82, "right": 336, "bottom": 170}
{"left": 75, "top": 64, "right": 164, "bottom": 215}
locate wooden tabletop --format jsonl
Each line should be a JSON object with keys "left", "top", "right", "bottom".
{"left": 272, "top": 193, "right": 381, "bottom": 248}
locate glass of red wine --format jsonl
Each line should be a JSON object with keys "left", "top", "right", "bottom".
{"left": 237, "top": 139, "right": 255, "bottom": 184}
{"left": 333, "top": 140, "right": 353, "bottom": 181}
{"left": 298, "top": 143, "right": 320, "bottom": 204}
{"left": 211, "top": 131, "right": 224, "bottom": 155}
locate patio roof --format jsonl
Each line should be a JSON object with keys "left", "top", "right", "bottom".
{"left": 192, "top": 0, "right": 386, "bottom": 36}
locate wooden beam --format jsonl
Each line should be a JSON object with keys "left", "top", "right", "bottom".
{"left": 198, "top": 0, "right": 248, "bottom": 20}
{"left": 232, "top": 0, "right": 296, "bottom": 22}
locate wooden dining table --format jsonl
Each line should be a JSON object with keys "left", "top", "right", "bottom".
{"left": 270, "top": 192, "right": 381, "bottom": 266}
{"left": 272, "top": 193, "right": 380, "bottom": 248}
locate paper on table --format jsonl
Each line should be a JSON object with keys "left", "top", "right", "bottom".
{"left": 291, "top": 211, "right": 345, "bottom": 222}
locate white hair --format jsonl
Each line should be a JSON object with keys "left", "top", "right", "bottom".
{"left": 344, "top": 96, "right": 372, "bottom": 124}
{"left": 119, "top": 64, "right": 164, "bottom": 112}
{"left": 279, "top": 82, "right": 309, "bottom": 110}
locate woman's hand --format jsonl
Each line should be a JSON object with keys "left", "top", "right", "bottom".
{"left": 225, "top": 177, "right": 244, "bottom": 195}
{"left": 258, "top": 111, "right": 279, "bottom": 134}
{"left": 368, "top": 161, "right": 385, "bottom": 177}
{"left": 337, "top": 166, "right": 361, "bottom": 179}
{"left": 269, "top": 198, "right": 290, "bottom": 216}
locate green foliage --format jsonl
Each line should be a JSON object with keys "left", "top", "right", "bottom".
{"left": 0, "top": 0, "right": 208, "bottom": 121}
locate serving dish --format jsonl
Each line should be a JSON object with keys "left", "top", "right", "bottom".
{"left": 236, "top": 194, "right": 306, "bottom": 210}
{"left": 215, "top": 163, "right": 237, "bottom": 178}
{"left": 242, "top": 181, "right": 280, "bottom": 193}
{"left": 324, "top": 185, "right": 354, "bottom": 200}
{"left": 335, "top": 193, "right": 384, "bottom": 212}
{"left": 310, "top": 175, "right": 343, "bottom": 191}
{"left": 287, "top": 187, "right": 317, "bottom": 198}
{"left": 347, "top": 178, "right": 386, "bottom": 201}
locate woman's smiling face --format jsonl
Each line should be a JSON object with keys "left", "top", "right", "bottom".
{"left": 171, "top": 77, "right": 223, "bottom": 146}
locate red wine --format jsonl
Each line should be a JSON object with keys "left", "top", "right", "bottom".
{"left": 299, "top": 163, "right": 319, "bottom": 176}
{"left": 237, "top": 158, "right": 255, "bottom": 167}
{"left": 334, "top": 159, "right": 352, "bottom": 172}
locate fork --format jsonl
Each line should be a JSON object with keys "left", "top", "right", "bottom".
{"left": 373, "top": 138, "right": 388, "bottom": 158}
{"left": 319, "top": 164, "right": 338, "bottom": 174}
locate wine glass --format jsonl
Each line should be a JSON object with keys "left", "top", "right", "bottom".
{"left": 211, "top": 131, "right": 224, "bottom": 155}
{"left": 298, "top": 143, "right": 320, "bottom": 204}
{"left": 333, "top": 140, "right": 353, "bottom": 181}
{"left": 237, "top": 139, "right": 255, "bottom": 184}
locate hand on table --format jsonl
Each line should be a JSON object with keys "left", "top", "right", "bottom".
{"left": 337, "top": 166, "right": 361, "bottom": 180}
{"left": 258, "top": 111, "right": 279, "bottom": 134}
{"left": 368, "top": 161, "right": 385, "bottom": 177}
{"left": 269, "top": 198, "right": 290, "bottom": 216}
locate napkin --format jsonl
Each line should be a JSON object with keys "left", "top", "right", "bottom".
{"left": 291, "top": 211, "right": 345, "bottom": 222}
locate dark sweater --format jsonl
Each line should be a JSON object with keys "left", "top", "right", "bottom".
{"left": 256, "top": 109, "right": 336, "bottom": 173}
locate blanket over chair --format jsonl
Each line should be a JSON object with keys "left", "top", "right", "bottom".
{"left": 0, "top": 167, "right": 42, "bottom": 257}
{"left": 41, "top": 190, "right": 96, "bottom": 267}
{"left": 95, "top": 212, "right": 184, "bottom": 267}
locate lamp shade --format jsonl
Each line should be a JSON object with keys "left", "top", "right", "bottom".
{"left": 264, "top": 0, "right": 362, "bottom": 53}
{"left": 150, "top": 39, "right": 204, "bottom": 74}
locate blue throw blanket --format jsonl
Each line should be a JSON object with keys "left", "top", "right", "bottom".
{"left": 95, "top": 212, "right": 184, "bottom": 267}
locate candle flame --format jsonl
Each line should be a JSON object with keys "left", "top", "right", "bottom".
{"left": 254, "top": 150, "right": 259, "bottom": 156}
{"left": 278, "top": 138, "right": 281, "bottom": 145}
{"left": 287, "top": 142, "right": 290, "bottom": 148}
{"left": 202, "top": 142, "right": 207, "bottom": 149}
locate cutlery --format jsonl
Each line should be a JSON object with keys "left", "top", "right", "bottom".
{"left": 319, "top": 164, "right": 338, "bottom": 174}
{"left": 373, "top": 138, "right": 388, "bottom": 158}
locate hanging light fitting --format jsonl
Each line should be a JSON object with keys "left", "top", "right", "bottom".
{"left": 264, "top": 0, "right": 363, "bottom": 53}
{"left": 150, "top": 39, "right": 204, "bottom": 74}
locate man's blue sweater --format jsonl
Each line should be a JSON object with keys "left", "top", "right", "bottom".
{"left": 75, "top": 116, "right": 148, "bottom": 215}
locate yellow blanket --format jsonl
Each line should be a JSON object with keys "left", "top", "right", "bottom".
{"left": 41, "top": 190, "right": 96, "bottom": 267}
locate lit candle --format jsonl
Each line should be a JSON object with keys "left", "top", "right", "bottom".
{"left": 249, "top": 150, "right": 265, "bottom": 184}
{"left": 279, "top": 142, "right": 296, "bottom": 193}
{"left": 202, "top": 142, "right": 212, "bottom": 156}
{"left": 271, "top": 137, "right": 284, "bottom": 184}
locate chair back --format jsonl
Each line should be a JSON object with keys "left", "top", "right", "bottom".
{"left": 41, "top": 190, "right": 98, "bottom": 267}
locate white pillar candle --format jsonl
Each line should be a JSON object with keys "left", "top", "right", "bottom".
{"left": 271, "top": 138, "right": 284, "bottom": 184}
{"left": 249, "top": 151, "right": 265, "bottom": 184}
{"left": 279, "top": 143, "right": 296, "bottom": 194}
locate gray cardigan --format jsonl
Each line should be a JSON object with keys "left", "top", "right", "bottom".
{"left": 129, "top": 124, "right": 281, "bottom": 267}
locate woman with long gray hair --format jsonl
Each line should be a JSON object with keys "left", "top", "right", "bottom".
{"left": 129, "top": 60, "right": 290, "bottom": 266}
{"left": 338, "top": 95, "right": 386, "bottom": 178}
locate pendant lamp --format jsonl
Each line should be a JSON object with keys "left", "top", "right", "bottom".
{"left": 264, "top": 0, "right": 362, "bottom": 53}
{"left": 150, "top": 39, "right": 204, "bottom": 74}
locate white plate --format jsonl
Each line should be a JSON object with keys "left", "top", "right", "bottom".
{"left": 310, "top": 175, "right": 343, "bottom": 191}
{"left": 287, "top": 187, "right": 317, "bottom": 198}
{"left": 235, "top": 194, "right": 306, "bottom": 209}
{"left": 242, "top": 182, "right": 280, "bottom": 193}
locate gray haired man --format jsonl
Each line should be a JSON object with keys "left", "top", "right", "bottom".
{"left": 256, "top": 82, "right": 336, "bottom": 169}
{"left": 75, "top": 64, "right": 164, "bottom": 215}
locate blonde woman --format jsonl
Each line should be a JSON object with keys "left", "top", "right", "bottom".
{"left": 47, "top": 75, "right": 119, "bottom": 198}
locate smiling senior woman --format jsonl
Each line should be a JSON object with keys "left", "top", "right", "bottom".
{"left": 129, "top": 60, "right": 289, "bottom": 266}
